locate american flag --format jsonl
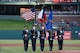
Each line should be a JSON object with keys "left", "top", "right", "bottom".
{"left": 21, "top": 7, "right": 35, "bottom": 21}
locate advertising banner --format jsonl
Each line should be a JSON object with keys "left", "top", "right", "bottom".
{"left": 46, "top": 31, "right": 71, "bottom": 40}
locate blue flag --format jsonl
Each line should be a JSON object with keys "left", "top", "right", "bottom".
{"left": 48, "top": 10, "right": 52, "bottom": 22}
{"left": 46, "top": 10, "right": 53, "bottom": 30}
{"left": 31, "top": 6, "right": 35, "bottom": 12}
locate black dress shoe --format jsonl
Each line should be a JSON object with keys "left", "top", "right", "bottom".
{"left": 50, "top": 49, "right": 52, "bottom": 51}
{"left": 25, "top": 50, "right": 27, "bottom": 51}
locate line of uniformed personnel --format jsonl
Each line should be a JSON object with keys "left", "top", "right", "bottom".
{"left": 22, "top": 25, "right": 64, "bottom": 51}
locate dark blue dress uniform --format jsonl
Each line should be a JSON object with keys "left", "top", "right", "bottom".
{"left": 22, "top": 30, "right": 30, "bottom": 51}
{"left": 57, "top": 29, "right": 64, "bottom": 50}
{"left": 39, "top": 29, "right": 46, "bottom": 51}
{"left": 48, "top": 30, "right": 54, "bottom": 51}
{"left": 30, "top": 29, "right": 38, "bottom": 51}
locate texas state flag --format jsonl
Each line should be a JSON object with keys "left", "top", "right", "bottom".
{"left": 37, "top": 8, "right": 47, "bottom": 23}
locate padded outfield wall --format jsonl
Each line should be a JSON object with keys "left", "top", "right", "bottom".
{"left": 71, "top": 26, "right": 80, "bottom": 40}
{"left": 0, "top": 30, "right": 71, "bottom": 39}
{"left": 0, "top": 27, "right": 80, "bottom": 40}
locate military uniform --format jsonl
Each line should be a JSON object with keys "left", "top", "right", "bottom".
{"left": 48, "top": 30, "right": 54, "bottom": 51}
{"left": 39, "top": 29, "right": 46, "bottom": 51}
{"left": 30, "top": 29, "right": 38, "bottom": 51}
{"left": 22, "top": 30, "right": 30, "bottom": 51}
{"left": 57, "top": 29, "right": 64, "bottom": 50}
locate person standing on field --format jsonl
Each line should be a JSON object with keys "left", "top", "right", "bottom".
{"left": 57, "top": 26, "right": 64, "bottom": 50}
{"left": 48, "top": 29, "right": 54, "bottom": 51}
{"left": 39, "top": 24, "right": 46, "bottom": 51}
{"left": 30, "top": 25, "right": 38, "bottom": 51}
{"left": 22, "top": 26, "right": 30, "bottom": 51}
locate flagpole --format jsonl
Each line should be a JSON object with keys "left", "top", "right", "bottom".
{"left": 34, "top": 1, "right": 38, "bottom": 25}
{"left": 51, "top": 4, "right": 53, "bottom": 31}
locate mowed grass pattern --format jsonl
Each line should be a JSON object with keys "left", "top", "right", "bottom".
{"left": 0, "top": 40, "right": 80, "bottom": 53}
{"left": 0, "top": 40, "right": 80, "bottom": 44}
{"left": 0, "top": 20, "right": 34, "bottom": 30}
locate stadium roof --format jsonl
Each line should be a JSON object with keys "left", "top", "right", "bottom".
{"left": 0, "top": 2, "right": 80, "bottom": 5}
{"left": 0, "top": 1, "right": 52, "bottom": 5}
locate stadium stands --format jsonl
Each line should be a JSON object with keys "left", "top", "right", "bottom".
{"left": 0, "top": 0, "right": 80, "bottom": 31}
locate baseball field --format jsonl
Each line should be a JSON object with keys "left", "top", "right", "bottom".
{"left": 0, "top": 20, "right": 80, "bottom": 53}
{"left": 0, "top": 40, "right": 80, "bottom": 53}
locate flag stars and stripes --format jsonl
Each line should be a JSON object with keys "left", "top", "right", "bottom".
{"left": 21, "top": 8, "right": 35, "bottom": 21}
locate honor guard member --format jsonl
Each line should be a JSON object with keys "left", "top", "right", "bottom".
{"left": 39, "top": 25, "right": 46, "bottom": 51}
{"left": 48, "top": 29, "right": 54, "bottom": 51}
{"left": 30, "top": 25, "right": 38, "bottom": 51}
{"left": 22, "top": 26, "right": 30, "bottom": 51}
{"left": 57, "top": 26, "right": 64, "bottom": 50}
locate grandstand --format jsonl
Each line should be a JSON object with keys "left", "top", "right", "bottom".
{"left": 0, "top": 0, "right": 80, "bottom": 15}
{"left": 0, "top": 0, "right": 80, "bottom": 39}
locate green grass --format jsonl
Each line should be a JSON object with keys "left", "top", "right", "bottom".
{"left": 1, "top": 46, "right": 80, "bottom": 53}
{"left": 0, "top": 40, "right": 80, "bottom": 53}
{"left": 0, "top": 20, "right": 34, "bottom": 30}
{"left": 0, "top": 40, "right": 80, "bottom": 44}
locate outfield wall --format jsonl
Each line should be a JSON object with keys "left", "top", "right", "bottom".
{"left": 0, "top": 26, "right": 80, "bottom": 40}
{"left": 0, "top": 30, "right": 22, "bottom": 39}
{"left": 71, "top": 26, "right": 80, "bottom": 40}
{"left": 0, "top": 30, "right": 71, "bottom": 39}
